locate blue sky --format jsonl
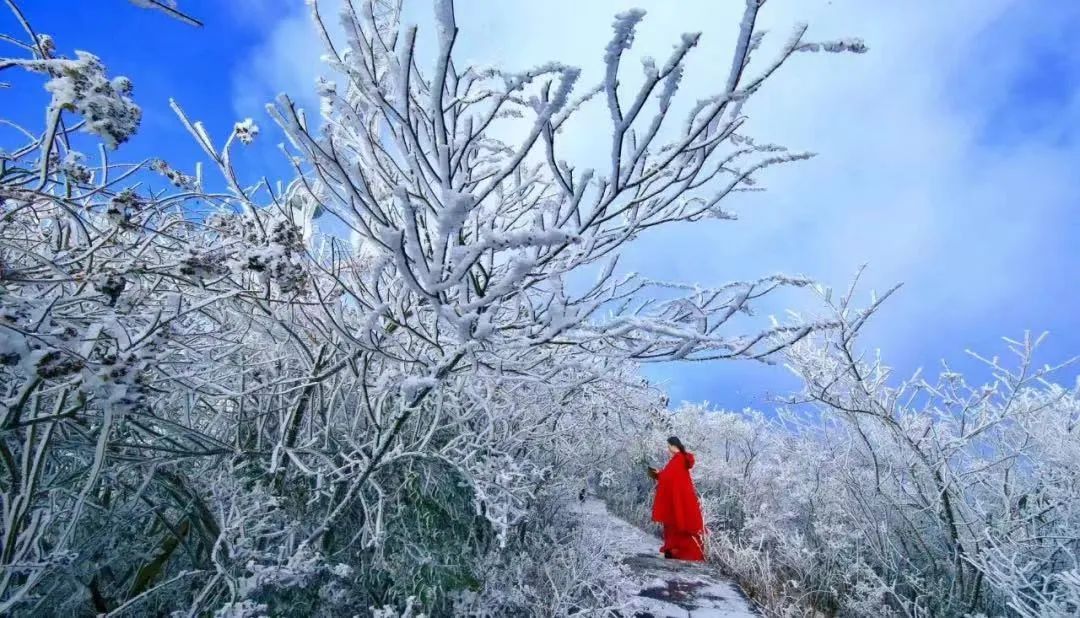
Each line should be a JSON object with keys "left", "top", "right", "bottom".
{"left": 5, "top": 0, "right": 1077, "bottom": 410}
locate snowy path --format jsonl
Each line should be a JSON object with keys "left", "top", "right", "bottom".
{"left": 575, "top": 499, "right": 757, "bottom": 618}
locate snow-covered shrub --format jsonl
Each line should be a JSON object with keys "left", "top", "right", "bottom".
{"left": 599, "top": 283, "right": 1078, "bottom": 617}
{"left": 450, "top": 483, "right": 627, "bottom": 617}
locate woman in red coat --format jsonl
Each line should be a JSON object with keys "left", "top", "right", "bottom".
{"left": 649, "top": 436, "right": 706, "bottom": 561}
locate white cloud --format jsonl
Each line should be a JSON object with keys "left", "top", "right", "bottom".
{"left": 231, "top": 2, "right": 330, "bottom": 119}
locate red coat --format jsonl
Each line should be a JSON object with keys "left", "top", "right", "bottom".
{"left": 652, "top": 451, "right": 705, "bottom": 560}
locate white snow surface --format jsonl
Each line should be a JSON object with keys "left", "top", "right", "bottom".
{"left": 574, "top": 499, "right": 757, "bottom": 618}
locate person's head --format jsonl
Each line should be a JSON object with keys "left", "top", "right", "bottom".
{"left": 667, "top": 436, "right": 686, "bottom": 455}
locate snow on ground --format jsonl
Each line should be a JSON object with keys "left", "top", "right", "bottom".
{"left": 574, "top": 499, "right": 757, "bottom": 618}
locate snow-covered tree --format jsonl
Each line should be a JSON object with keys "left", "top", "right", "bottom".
{"left": 779, "top": 279, "right": 1079, "bottom": 616}
{"left": 0, "top": 0, "right": 878, "bottom": 614}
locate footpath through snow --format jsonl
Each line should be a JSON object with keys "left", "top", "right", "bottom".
{"left": 574, "top": 499, "right": 757, "bottom": 618}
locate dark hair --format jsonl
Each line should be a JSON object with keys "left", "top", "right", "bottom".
{"left": 667, "top": 436, "right": 687, "bottom": 454}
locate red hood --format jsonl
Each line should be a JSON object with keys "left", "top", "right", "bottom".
{"left": 681, "top": 452, "right": 695, "bottom": 469}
